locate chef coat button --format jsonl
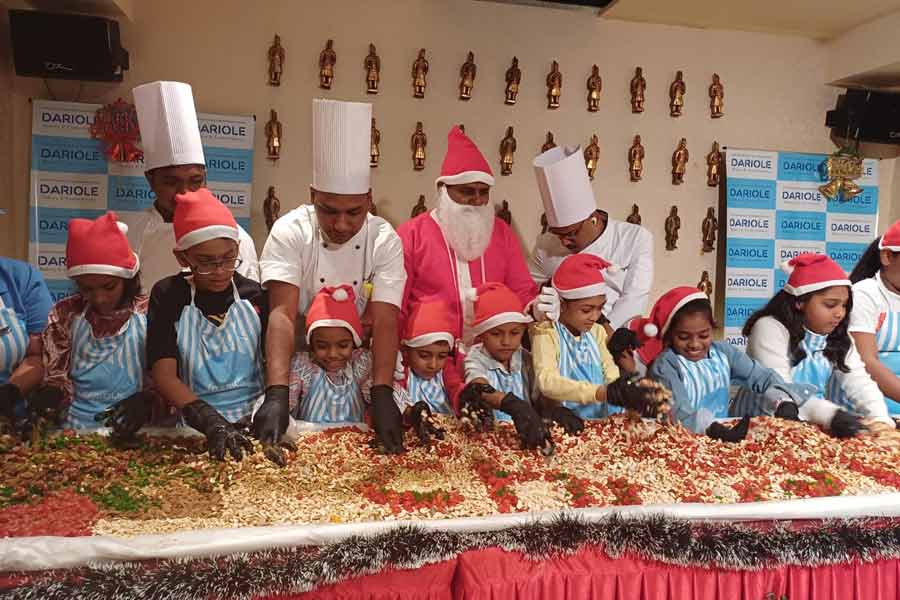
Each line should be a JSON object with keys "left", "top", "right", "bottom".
{"left": 355, "top": 245, "right": 361, "bottom": 250}
{"left": 353, "top": 280, "right": 358, "bottom": 285}
{"left": 320, "top": 277, "right": 325, "bottom": 283}
{"left": 322, "top": 243, "right": 328, "bottom": 248}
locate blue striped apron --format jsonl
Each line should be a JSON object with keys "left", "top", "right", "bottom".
{"left": 176, "top": 282, "right": 262, "bottom": 423}
{"left": 732, "top": 329, "right": 831, "bottom": 417}
{"left": 673, "top": 345, "right": 732, "bottom": 433}
{"left": 831, "top": 298, "right": 900, "bottom": 414}
{"left": 554, "top": 321, "right": 620, "bottom": 419}
{"left": 483, "top": 350, "right": 527, "bottom": 423}
{"left": 407, "top": 371, "right": 451, "bottom": 415}
{"left": 296, "top": 364, "right": 364, "bottom": 423}
{"left": 67, "top": 309, "right": 146, "bottom": 428}
{"left": 0, "top": 296, "right": 28, "bottom": 385}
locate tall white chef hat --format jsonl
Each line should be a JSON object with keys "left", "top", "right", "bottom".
{"left": 533, "top": 145, "right": 597, "bottom": 229}
{"left": 133, "top": 81, "right": 205, "bottom": 172}
{"left": 312, "top": 98, "right": 372, "bottom": 195}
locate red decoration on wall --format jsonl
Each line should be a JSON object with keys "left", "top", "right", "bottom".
{"left": 89, "top": 98, "right": 143, "bottom": 163}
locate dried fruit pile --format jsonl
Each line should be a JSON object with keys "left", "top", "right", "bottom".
{"left": 1, "top": 415, "right": 899, "bottom": 539}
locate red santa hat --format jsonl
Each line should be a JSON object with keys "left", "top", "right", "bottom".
{"left": 402, "top": 298, "right": 458, "bottom": 348}
{"left": 435, "top": 126, "right": 495, "bottom": 187}
{"left": 781, "top": 253, "right": 850, "bottom": 296}
{"left": 467, "top": 282, "right": 532, "bottom": 337}
{"left": 879, "top": 219, "right": 900, "bottom": 252}
{"left": 305, "top": 285, "right": 364, "bottom": 347}
{"left": 551, "top": 253, "right": 618, "bottom": 300}
{"left": 173, "top": 188, "right": 239, "bottom": 251}
{"left": 629, "top": 286, "right": 709, "bottom": 364}
{"left": 66, "top": 212, "right": 139, "bottom": 279}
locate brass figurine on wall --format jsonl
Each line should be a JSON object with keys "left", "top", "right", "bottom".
{"left": 584, "top": 134, "right": 600, "bottom": 180}
{"left": 546, "top": 60, "right": 562, "bottom": 109}
{"left": 505, "top": 57, "right": 521, "bottom": 105}
{"left": 630, "top": 66, "right": 646, "bottom": 113}
{"left": 706, "top": 141, "right": 722, "bottom": 186}
{"left": 319, "top": 39, "right": 336, "bottom": 89}
{"left": 629, "top": 135, "right": 645, "bottom": 182}
{"left": 265, "top": 109, "right": 282, "bottom": 161}
{"left": 698, "top": 271, "right": 713, "bottom": 298}
{"left": 672, "top": 138, "right": 688, "bottom": 185}
{"left": 541, "top": 131, "right": 557, "bottom": 153}
{"left": 267, "top": 35, "right": 285, "bottom": 86}
{"left": 500, "top": 126, "right": 516, "bottom": 176}
{"left": 459, "top": 51, "right": 476, "bottom": 100}
{"left": 626, "top": 204, "right": 642, "bottom": 225}
{"left": 412, "top": 48, "right": 428, "bottom": 98}
{"left": 497, "top": 200, "right": 512, "bottom": 225}
{"left": 411, "top": 121, "right": 427, "bottom": 170}
{"left": 665, "top": 206, "right": 681, "bottom": 251}
{"left": 411, "top": 194, "right": 427, "bottom": 218}
{"left": 586, "top": 65, "right": 602, "bottom": 112}
{"left": 709, "top": 73, "right": 724, "bottom": 118}
{"left": 669, "top": 70, "right": 686, "bottom": 117}
{"left": 264, "top": 186, "right": 280, "bottom": 232}
{"left": 370, "top": 118, "right": 380, "bottom": 168}
{"left": 364, "top": 43, "right": 380, "bottom": 94}
{"left": 701, "top": 207, "right": 718, "bottom": 253}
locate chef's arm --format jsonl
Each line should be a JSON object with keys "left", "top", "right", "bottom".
{"left": 265, "top": 281, "right": 300, "bottom": 387}
{"left": 9, "top": 335, "right": 44, "bottom": 395}
{"left": 370, "top": 301, "right": 399, "bottom": 387}
{"left": 151, "top": 358, "right": 197, "bottom": 408}
{"left": 852, "top": 332, "right": 900, "bottom": 401}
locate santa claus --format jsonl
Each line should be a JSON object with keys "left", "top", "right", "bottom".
{"left": 398, "top": 126, "right": 557, "bottom": 346}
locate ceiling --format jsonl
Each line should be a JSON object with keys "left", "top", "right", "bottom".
{"left": 601, "top": 0, "right": 900, "bottom": 40}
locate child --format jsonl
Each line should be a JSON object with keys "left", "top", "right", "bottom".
{"left": 393, "top": 298, "right": 463, "bottom": 443}
{"left": 147, "top": 188, "right": 266, "bottom": 462}
{"left": 41, "top": 212, "right": 155, "bottom": 434}
{"left": 733, "top": 253, "right": 890, "bottom": 436}
{"left": 459, "top": 282, "right": 549, "bottom": 449}
{"left": 287, "top": 285, "right": 371, "bottom": 424}
{"left": 641, "top": 287, "right": 813, "bottom": 435}
{"left": 844, "top": 221, "right": 900, "bottom": 415}
{"left": 532, "top": 254, "right": 660, "bottom": 424}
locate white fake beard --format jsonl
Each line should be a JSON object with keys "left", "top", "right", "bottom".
{"left": 434, "top": 186, "right": 495, "bottom": 262}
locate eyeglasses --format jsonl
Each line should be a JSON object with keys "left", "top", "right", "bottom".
{"left": 188, "top": 257, "right": 243, "bottom": 275}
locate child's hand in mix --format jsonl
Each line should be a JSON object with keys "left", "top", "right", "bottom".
{"left": 408, "top": 401, "right": 446, "bottom": 445}
{"left": 606, "top": 374, "right": 672, "bottom": 419}
{"left": 459, "top": 382, "right": 496, "bottom": 432}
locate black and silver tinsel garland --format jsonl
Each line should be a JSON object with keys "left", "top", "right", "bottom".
{"left": 4, "top": 515, "right": 900, "bottom": 600}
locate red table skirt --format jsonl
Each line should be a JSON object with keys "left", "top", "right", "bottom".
{"left": 263, "top": 546, "right": 900, "bottom": 600}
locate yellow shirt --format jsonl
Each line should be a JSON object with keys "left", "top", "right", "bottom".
{"left": 530, "top": 321, "right": 620, "bottom": 404}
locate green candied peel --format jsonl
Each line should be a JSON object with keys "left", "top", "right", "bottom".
{"left": 0, "top": 432, "right": 211, "bottom": 513}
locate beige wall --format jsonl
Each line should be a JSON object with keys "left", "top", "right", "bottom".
{"left": 8, "top": 0, "right": 895, "bottom": 300}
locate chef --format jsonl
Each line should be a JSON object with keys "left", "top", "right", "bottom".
{"left": 254, "top": 99, "right": 407, "bottom": 453}
{"left": 130, "top": 81, "right": 259, "bottom": 292}
{"left": 530, "top": 145, "right": 654, "bottom": 330}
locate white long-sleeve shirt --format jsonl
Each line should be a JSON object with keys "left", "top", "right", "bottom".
{"left": 746, "top": 316, "right": 891, "bottom": 426}
{"left": 528, "top": 217, "right": 653, "bottom": 329}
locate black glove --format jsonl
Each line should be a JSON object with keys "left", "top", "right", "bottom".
{"left": 408, "top": 401, "right": 445, "bottom": 445}
{"left": 20, "top": 386, "right": 65, "bottom": 442}
{"left": 183, "top": 399, "right": 253, "bottom": 461}
{"left": 371, "top": 384, "right": 404, "bottom": 454}
{"left": 830, "top": 409, "right": 864, "bottom": 439}
{"left": 252, "top": 385, "right": 290, "bottom": 446}
{"left": 774, "top": 401, "right": 800, "bottom": 421}
{"left": 0, "top": 383, "right": 23, "bottom": 435}
{"left": 606, "top": 374, "right": 665, "bottom": 418}
{"left": 544, "top": 405, "right": 584, "bottom": 435}
{"left": 607, "top": 328, "right": 641, "bottom": 358}
{"left": 706, "top": 415, "right": 751, "bottom": 443}
{"left": 458, "top": 382, "right": 496, "bottom": 432}
{"left": 499, "top": 393, "right": 549, "bottom": 450}
{"left": 94, "top": 390, "right": 153, "bottom": 436}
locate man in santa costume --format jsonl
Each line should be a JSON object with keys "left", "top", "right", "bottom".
{"left": 530, "top": 145, "right": 654, "bottom": 331}
{"left": 130, "top": 81, "right": 259, "bottom": 292}
{"left": 398, "top": 126, "right": 556, "bottom": 348}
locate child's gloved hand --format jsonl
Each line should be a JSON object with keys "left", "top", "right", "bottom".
{"left": 706, "top": 415, "right": 751, "bottom": 443}
{"left": 829, "top": 409, "right": 864, "bottom": 438}
{"left": 408, "top": 401, "right": 446, "bottom": 445}
{"left": 499, "top": 393, "right": 550, "bottom": 450}
{"left": 459, "top": 382, "right": 496, "bottom": 432}
{"left": 544, "top": 405, "right": 584, "bottom": 435}
{"left": 774, "top": 401, "right": 800, "bottom": 421}
{"left": 606, "top": 374, "right": 671, "bottom": 418}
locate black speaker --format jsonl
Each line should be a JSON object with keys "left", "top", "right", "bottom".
{"left": 8, "top": 9, "right": 129, "bottom": 82}
{"left": 826, "top": 89, "right": 900, "bottom": 145}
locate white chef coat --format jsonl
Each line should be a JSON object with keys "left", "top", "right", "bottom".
{"left": 259, "top": 205, "right": 406, "bottom": 318}
{"left": 125, "top": 207, "right": 260, "bottom": 294}
{"left": 529, "top": 217, "right": 654, "bottom": 329}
